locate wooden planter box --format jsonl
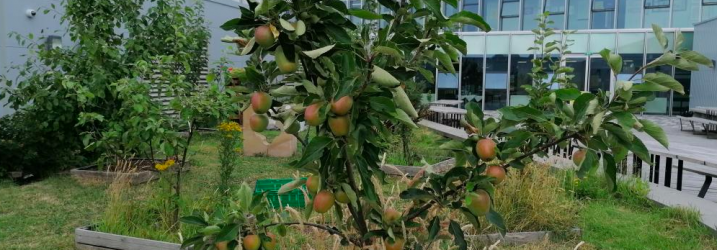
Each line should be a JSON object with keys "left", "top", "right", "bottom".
{"left": 75, "top": 226, "right": 181, "bottom": 250}
{"left": 70, "top": 159, "right": 189, "bottom": 185}
{"left": 468, "top": 228, "right": 581, "bottom": 246}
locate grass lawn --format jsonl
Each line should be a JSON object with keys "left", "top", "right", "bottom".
{"left": 1, "top": 129, "right": 716, "bottom": 249}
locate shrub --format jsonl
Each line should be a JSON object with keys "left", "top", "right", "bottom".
{"left": 0, "top": 110, "right": 87, "bottom": 178}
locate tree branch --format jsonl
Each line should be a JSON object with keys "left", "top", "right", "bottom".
{"left": 403, "top": 132, "right": 580, "bottom": 222}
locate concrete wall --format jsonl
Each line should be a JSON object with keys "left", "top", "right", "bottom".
{"left": 0, "top": 0, "right": 249, "bottom": 117}
{"left": 690, "top": 17, "right": 717, "bottom": 109}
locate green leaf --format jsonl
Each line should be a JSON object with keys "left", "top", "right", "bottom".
{"left": 680, "top": 51, "right": 714, "bottom": 68}
{"left": 294, "top": 136, "right": 333, "bottom": 168}
{"left": 240, "top": 38, "right": 256, "bottom": 56}
{"left": 348, "top": 9, "right": 383, "bottom": 20}
{"left": 180, "top": 216, "right": 208, "bottom": 226}
{"left": 434, "top": 50, "right": 456, "bottom": 74}
{"left": 303, "top": 44, "right": 335, "bottom": 59}
{"left": 611, "top": 111, "right": 637, "bottom": 130}
{"left": 651, "top": 24, "right": 668, "bottom": 51}
{"left": 371, "top": 65, "right": 401, "bottom": 87}
{"left": 573, "top": 93, "right": 596, "bottom": 121}
{"left": 215, "top": 223, "right": 240, "bottom": 242}
{"left": 603, "top": 154, "right": 617, "bottom": 191}
{"left": 599, "top": 49, "right": 622, "bottom": 75}
{"left": 465, "top": 101, "right": 484, "bottom": 130}
{"left": 591, "top": 111, "right": 605, "bottom": 135}
{"left": 554, "top": 88, "right": 581, "bottom": 101}
{"left": 643, "top": 72, "right": 684, "bottom": 95}
{"left": 630, "top": 136, "right": 652, "bottom": 165}
{"left": 393, "top": 109, "right": 418, "bottom": 128}
{"left": 279, "top": 19, "right": 295, "bottom": 31}
{"left": 428, "top": 216, "right": 440, "bottom": 240}
{"left": 448, "top": 220, "right": 467, "bottom": 250}
{"left": 340, "top": 183, "right": 359, "bottom": 208}
{"left": 417, "top": 67, "right": 435, "bottom": 83}
{"left": 278, "top": 178, "right": 306, "bottom": 195}
{"left": 424, "top": 0, "right": 444, "bottom": 19}
{"left": 449, "top": 11, "right": 491, "bottom": 32}
{"left": 302, "top": 80, "right": 324, "bottom": 96}
{"left": 577, "top": 150, "right": 598, "bottom": 178}
{"left": 672, "top": 58, "right": 700, "bottom": 71}
{"left": 640, "top": 119, "right": 668, "bottom": 148}
{"left": 295, "top": 20, "right": 306, "bottom": 36}
{"left": 632, "top": 81, "right": 670, "bottom": 92}
{"left": 325, "top": 24, "right": 352, "bottom": 44}
{"left": 270, "top": 85, "right": 300, "bottom": 96}
{"left": 374, "top": 46, "right": 403, "bottom": 59}
{"left": 399, "top": 188, "right": 434, "bottom": 200}
{"left": 486, "top": 209, "right": 507, "bottom": 236}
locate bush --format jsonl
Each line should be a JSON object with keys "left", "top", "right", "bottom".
{"left": 0, "top": 110, "right": 87, "bottom": 178}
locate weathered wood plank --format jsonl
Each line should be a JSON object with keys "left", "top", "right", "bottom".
{"left": 75, "top": 227, "right": 181, "bottom": 250}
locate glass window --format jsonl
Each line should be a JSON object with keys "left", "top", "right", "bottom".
{"left": 617, "top": 0, "right": 642, "bottom": 28}
{"left": 617, "top": 33, "right": 645, "bottom": 81}
{"left": 465, "top": 35, "right": 486, "bottom": 55}
{"left": 444, "top": 2, "right": 459, "bottom": 16}
{"left": 417, "top": 64, "right": 436, "bottom": 101}
{"left": 566, "top": 57, "right": 588, "bottom": 90}
{"left": 646, "top": 31, "right": 674, "bottom": 53}
{"left": 545, "top": 0, "right": 566, "bottom": 29}
{"left": 437, "top": 63, "right": 460, "bottom": 100}
{"left": 509, "top": 54, "right": 533, "bottom": 106}
{"left": 501, "top": 0, "right": 520, "bottom": 30}
{"left": 483, "top": 0, "right": 501, "bottom": 31}
{"left": 511, "top": 34, "right": 535, "bottom": 55}
{"left": 486, "top": 35, "right": 510, "bottom": 54}
{"left": 461, "top": 57, "right": 485, "bottom": 107}
{"left": 568, "top": 33, "right": 589, "bottom": 54}
{"left": 644, "top": 0, "right": 670, "bottom": 28}
{"left": 349, "top": 0, "right": 362, "bottom": 25}
{"left": 591, "top": 0, "right": 615, "bottom": 29}
{"left": 589, "top": 33, "right": 616, "bottom": 53}
{"left": 677, "top": 32, "right": 694, "bottom": 51}
{"left": 463, "top": 0, "right": 481, "bottom": 31}
{"left": 485, "top": 54, "right": 509, "bottom": 110}
{"left": 673, "top": 68, "right": 692, "bottom": 115}
{"left": 379, "top": 6, "right": 390, "bottom": 29}
{"left": 523, "top": 0, "right": 542, "bottom": 30}
{"left": 589, "top": 58, "right": 612, "bottom": 93}
{"left": 672, "top": 0, "right": 700, "bottom": 27}
{"left": 703, "top": 0, "right": 717, "bottom": 21}
{"left": 568, "top": 0, "right": 590, "bottom": 29}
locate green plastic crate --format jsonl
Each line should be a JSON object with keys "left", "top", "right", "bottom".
{"left": 254, "top": 178, "right": 307, "bottom": 209}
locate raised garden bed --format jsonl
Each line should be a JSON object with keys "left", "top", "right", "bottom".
{"left": 75, "top": 226, "right": 181, "bottom": 250}
{"left": 469, "top": 228, "right": 582, "bottom": 246}
{"left": 70, "top": 158, "right": 189, "bottom": 185}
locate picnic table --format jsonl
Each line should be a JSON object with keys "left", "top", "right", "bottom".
{"left": 430, "top": 99, "right": 463, "bottom": 107}
{"left": 425, "top": 106, "right": 467, "bottom": 128}
{"left": 678, "top": 107, "right": 717, "bottom": 138}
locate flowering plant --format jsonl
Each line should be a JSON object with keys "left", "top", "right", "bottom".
{"left": 218, "top": 121, "right": 243, "bottom": 198}
{"left": 227, "top": 67, "right": 246, "bottom": 79}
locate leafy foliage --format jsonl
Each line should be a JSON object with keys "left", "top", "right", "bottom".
{"left": 181, "top": 5, "right": 710, "bottom": 250}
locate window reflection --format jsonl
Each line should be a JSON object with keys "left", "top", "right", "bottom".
{"left": 461, "top": 57, "right": 485, "bottom": 108}
{"left": 672, "top": 0, "right": 700, "bottom": 28}
{"left": 501, "top": 0, "right": 520, "bottom": 30}
{"left": 617, "top": 0, "right": 642, "bottom": 28}
{"left": 437, "top": 63, "right": 460, "bottom": 100}
{"left": 591, "top": 0, "right": 615, "bottom": 29}
{"left": 644, "top": 0, "right": 670, "bottom": 28}
{"left": 523, "top": 0, "right": 542, "bottom": 30}
{"left": 545, "top": 0, "right": 566, "bottom": 29}
{"left": 566, "top": 57, "right": 587, "bottom": 90}
{"left": 463, "top": 0, "right": 481, "bottom": 31}
{"left": 589, "top": 57, "right": 611, "bottom": 93}
{"left": 483, "top": 0, "right": 501, "bottom": 31}
{"left": 703, "top": 0, "right": 717, "bottom": 20}
{"left": 509, "top": 54, "right": 533, "bottom": 106}
{"left": 568, "top": 0, "right": 590, "bottom": 29}
{"left": 485, "top": 54, "right": 509, "bottom": 110}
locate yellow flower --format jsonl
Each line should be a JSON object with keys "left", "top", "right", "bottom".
{"left": 218, "top": 121, "right": 242, "bottom": 132}
{"left": 155, "top": 159, "right": 176, "bottom": 172}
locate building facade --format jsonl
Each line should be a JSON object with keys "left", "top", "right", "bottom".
{"left": 690, "top": 16, "right": 717, "bottom": 109}
{"left": 0, "top": 0, "right": 248, "bottom": 117}
{"left": 388, "top": 0, "right": 717, "bottom": 115}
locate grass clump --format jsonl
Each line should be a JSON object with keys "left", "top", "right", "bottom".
{"left": 384, "top": 127, "right": 452, "bottom": 166}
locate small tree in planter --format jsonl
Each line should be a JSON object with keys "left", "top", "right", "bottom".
{"left": 181, "top": 1, "right": 712, "bottom": 249}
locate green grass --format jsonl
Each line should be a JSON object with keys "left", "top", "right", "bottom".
{"left": 1, "top": 130, "right": 717, "bottom": 249}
